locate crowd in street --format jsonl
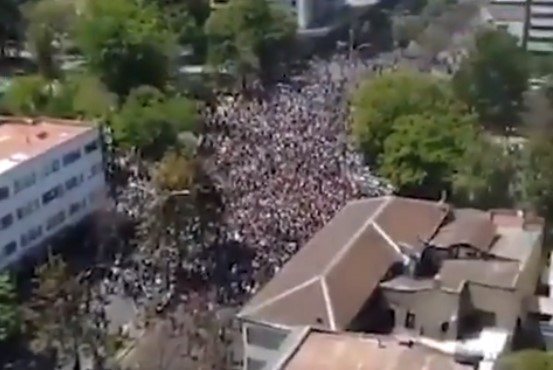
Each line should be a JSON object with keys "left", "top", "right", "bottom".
{"left": 205, "top": 53, "right": 393, "bottom": 283}
{"left": 108, "top": 51, "right": 438, "bottom": 368}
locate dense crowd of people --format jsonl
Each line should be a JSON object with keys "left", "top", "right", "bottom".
{"left": 109, "top": 51, "right": 450, "bottom": 368}
{"left": 205, "top": 53, "right": 393, "bottom": 281}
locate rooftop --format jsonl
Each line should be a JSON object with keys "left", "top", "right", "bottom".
{"left": 239, "top": 197, "right": 545, "bottom": 330}
{"left": 275, "top": 331, "right": 474, "bottom": 370}
{"left": 0, "top": 116, "right": 94, "bottom": 175}
{"left": 238, "top": 196, "right": 449, "bottom": 329}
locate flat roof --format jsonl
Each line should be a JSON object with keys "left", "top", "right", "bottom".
{"left": 0, "top": 116, "right": 94, "bottom": 175}
{"left": 278, "top": 331, "right": 474, "bottom": 370}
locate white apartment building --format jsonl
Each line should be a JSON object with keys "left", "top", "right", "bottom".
{"left": 0, "top": 117, "right": 107, "bottom": 270}
{"left": 484, "top": 0, "right": 553, "bottom": 53}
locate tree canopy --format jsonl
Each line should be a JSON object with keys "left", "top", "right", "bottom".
{"left": 204, "top": 0, "right": 296, "bottom": 82}
{"left": 112, "top": 86, "right": 199, "bottom": 157}
{"left": 1, "top": 73, "right": 114, "bottom": 118}
{"left": 501, "top": 350, "right": 553, "bottom": 370}
{"left": 520, "top": 134, "right": 553, "bottom": 220}
{"left": 0, "top": 273, "right": 20, "bottom": 342}
{"left": 351, "top": 71, "right": 478, "bottom": 198}
{"left": 23, "top": 0, "right": 77, "bottom": 79}
{"left": 75, "top": 0, "right": 177, "bottom": 97}
{"left": 452, "top": 29, "right": 530, "bottom": 133}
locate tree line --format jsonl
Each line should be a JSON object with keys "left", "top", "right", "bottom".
{"left": 351, "top": 28, "right": 553, "bottom": 222}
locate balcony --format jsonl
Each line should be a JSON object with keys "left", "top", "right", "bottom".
{"left": 529, "top": 28, "right": 553, "bottom": 39}
{"left": 530, "top": 17, "right": 553, "bottom": 27}
{"left": 532, "top": 5, "right": 553, "bottom": 15}
{"left": 527, "top": 41, "right": 553, "bottom": 52}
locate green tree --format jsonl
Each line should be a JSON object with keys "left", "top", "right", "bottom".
{"left": 0, "top": 273, "right": 20, "bottom": 342}
{"left": 453, "top": 29, "right": 530, "bottom": 132}
{"left": 378, "top": 111, "right": 477, "bottom": 197}
{"left": 520, "top": 134, "right": 553, "bottom": 220}
{"left": 351, "top": 71, "right": 462, "bottom": 165}
{"left": 75, "top": 0, "right": 177, "bottom": 97}
{"left": 112, "top": 86, "right": 199, "bottom": 157}
{"left": 204, "top": 0, "right": 296, "bottom": 85}
{"left": 24, "top": 0, "right": 77, "bottom": 79}
{"left": 1, "top": 74, "right": 50, "bottom": 115}
{"left": 25, "top": 255, "right": 80, "bottom": 362}
{"left": 2, "top": 73, "right": 114, "bottom": 118}
{"left": 452, "top": 136, "right": 514, "bottom": 207}
{"left": 501, "top": 350, "right": 553, "bottom": 370}
{"left": 47, "top": 73, "right": 115, "bottom": 118}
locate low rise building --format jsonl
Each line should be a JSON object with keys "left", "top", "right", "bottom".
{"left": 267, "top": 329, "right": 480, "bottom": 370}
{"left": 237, "top": 196, "right": 545, "bottom": 370}
{"left": 0, "top": 116, "right": 107, "bottom": 270}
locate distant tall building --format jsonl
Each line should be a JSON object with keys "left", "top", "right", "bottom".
{"left": 0, "top": 117, "right": 107, "bottom": 270}
{"left": 484, "top": 0, "right": 553, "bottom": 53}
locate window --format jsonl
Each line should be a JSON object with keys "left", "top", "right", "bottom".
{"left": 17, "top": 199, "right": 40, "bottom": 220}
{"left": 42, "top": 185, "right": 64, "bottom": 205}
{"left": 405, "top": 312, "right": 416, "bottom": 329}
{"left": 89, "top": 162, "right": 103, "bottom": 178}
{"left": 46, "top": 211, "right": 66, "bottom": 231}
{"left": 14, "top": 172, "right": 36, "bottom": 193}
{"left": 69, "top": 200, "right": 85, "bottom": 215}
{"left": 245, "top": 325, "right": 288, "bottom": 350}
{"left": 246, "top": 358, "right": 266, "bottom": 370}
{"left": 21, "top": 226, "right": 42, "bottom": 248}
{"left": 84, "top": 139, "right": 99, "bottom": 154}
{"left": 63, "top": 149, "right": 82, "bottom": 166}
{"left": 0, "top": 213, "right": 13, "bottom": 230}
{"left": 65, "top": 174, "right": 84, "bottom": 191}
{"left": 0, "top": 186, "right": 9, "bottom": 201}
{"left": 89, "top": 189, "right": 104, "bottom": 204}
{"left": 3, "top": 241, "right": 17, "bottom": 257}
{"left": 43, "top": 159, "right": 60, "bottom": 178}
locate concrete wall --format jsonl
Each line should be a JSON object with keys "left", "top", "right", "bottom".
{"left": 467, "top": 284, "right": 520, "bottom": 333}
{"left": 241, "top": 321, "right": 302, "bottom": 370}
{"left": 382, "top": 287, "right": 461, "bottom": 340}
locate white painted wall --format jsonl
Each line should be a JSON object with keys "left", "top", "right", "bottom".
{"left": 0, "top": 127, "right": 107, "bottom": 270}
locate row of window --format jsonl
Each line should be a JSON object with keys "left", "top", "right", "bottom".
{"left": 0, "top": 138, "right": 100, "bottom": 202}
{"left": 3, "top": 195, "right": 92, "bottom": 257}
{"left": 21, "top": 225, "right": 43, "bottom": 248}
{"left": 17, "top": 199, "right": 40, "bottom": 220}
{"left": 1, "top": 170, "right": 94, "bottom": 233}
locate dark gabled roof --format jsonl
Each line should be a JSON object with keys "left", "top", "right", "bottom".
{"left": 238, "top": 196, "right": 449, "bottom": 330}
{"left": 430, "top": 209, "right": 497, "bottom": 252}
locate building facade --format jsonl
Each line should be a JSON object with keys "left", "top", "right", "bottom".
{"left": 0, "top": 117, "right": 107, "bottom": 270}
{"left": 485, "top": 0, "right": 553, "bottom": 53}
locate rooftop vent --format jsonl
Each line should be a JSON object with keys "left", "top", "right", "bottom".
{"left": 36, "top": 131, "right": 48, "bottom": 140}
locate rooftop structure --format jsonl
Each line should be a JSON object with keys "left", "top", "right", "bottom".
{"left": 237, "top": 196, "right": 545, "bottom": 370}
{"left": 239, "top": 196, "right": 448, "bottom": 330}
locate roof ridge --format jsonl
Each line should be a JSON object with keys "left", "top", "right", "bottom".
{"left": 239, "top": 276, "right": 320, "bottom": 317}
{"left": 320, "top": 195, "right": 393, "bottom": 278}
{"left": 320, "top": 278, "right": 337, "bottom": 330}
